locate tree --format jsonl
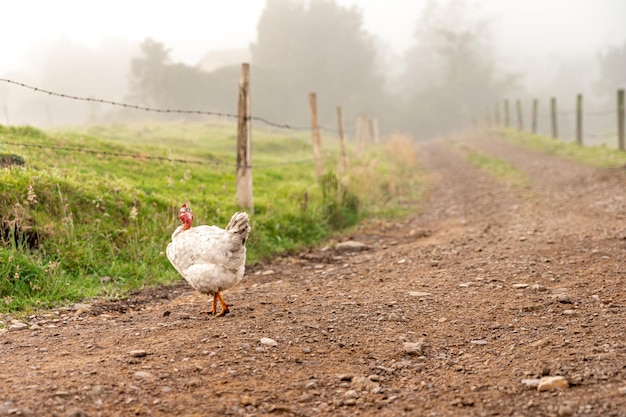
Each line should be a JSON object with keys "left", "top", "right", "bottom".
{"left": 251, "top": 0, "right": 383, "bottom": 126}
{"left": 594, "top": 42, "right": 626, "bottom": 99}
{"left": 128, "top": 38, "right": 171, "bottom": 107}
{"left": 401, "top": 0, "right": 520, "bottom": 138}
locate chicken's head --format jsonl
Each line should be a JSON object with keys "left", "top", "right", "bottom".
{"left": 178, "top": 204, "right": 193, "bottom": 230}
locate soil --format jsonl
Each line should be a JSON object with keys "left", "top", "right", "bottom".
{"left": 1, "top": 136, "right": 626, "bottom": 417}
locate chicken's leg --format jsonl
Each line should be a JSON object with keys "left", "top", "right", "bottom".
{"left": 215, "top": 291, "right": 230, "bottom": 317}
{"left": 202, "top": 293, "right": 218, "bottom": 315}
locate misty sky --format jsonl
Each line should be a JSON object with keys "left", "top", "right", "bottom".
{"left": 1, "top": 0, "right": 625, "bottom": 76}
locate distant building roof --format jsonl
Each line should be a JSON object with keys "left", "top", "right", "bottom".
{"left": 197, "top": 48, "right": 251, "bottom": 72}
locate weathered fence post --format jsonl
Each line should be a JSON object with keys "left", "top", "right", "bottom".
{"left": 576, "top": 94, "right": 583, "bottom": 145}
{"left": 236, "top": 63, "right": 253, "bottom": 212}
{"left": 516, "top": 99, "right": 523, "bottom": 131}
{"left": 371, "top": 117, "right": 380, "bottom": 144}
{"left": 504, "top": 100, "right": 510, "bottom": 128}
{"left": 337, "top": 106, "right": 348, "bottom": 175}
{"left": 309, "top": 93, "right": 323, "bottom": 181}
{"left": 550, "top": 97, "right": 558, "bottom": 139}
{"left": 532, "top": 99, "right": 538, "bottom": 134}
{"left": 495, "top": 102, "right": 501, "bottom": 127}
{"left": 618, "top": 89, "right": 625, "bottom": 151}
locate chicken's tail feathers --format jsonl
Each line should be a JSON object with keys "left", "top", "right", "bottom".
{"left": 226, "top": 212, "right": 251, "bottom": 243}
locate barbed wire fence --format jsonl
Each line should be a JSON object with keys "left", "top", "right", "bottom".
{"left": 490, "top": 90, "right": 625, "bottom": 150}
{"left": 1, "top": 65, "right": 383, "bottom": 211}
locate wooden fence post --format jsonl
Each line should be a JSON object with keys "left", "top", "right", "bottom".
{"left": 550, "top": 97, "right": 558, "bottom": 139}
{"left": 532, "top": 99, "right": 538, "bottom": 134}
{"left": 337, "top": 106, "right": 348, "bottom": 175}
{"left": 236, "top": 63, "right": 253, "bottom": 212}
{"left": 309, "top": 93, "right": 323, "bottom": 181}
{"left": 495, "top": 102, "right": 501, "bottom": 127}
{"left": 371, "top": 117, "right": 380, "bottom": 144}
{"left": 516, "top": 99, "right": 523, "bottom": 131}
{"left": 504, "top": 100, "right": 510, "bottom": 128}
{"left": 576, "top": 94, "right": 583, "bottom": 145}
{"left": 618, "top": 89, "right": 625, "bottom": 151}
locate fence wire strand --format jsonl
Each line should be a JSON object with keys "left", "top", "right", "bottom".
{"left": 0, "top": 78, "right": 339, "bottom": 134}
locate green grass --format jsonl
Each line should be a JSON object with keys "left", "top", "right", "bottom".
{"left": 497, "top": 128, "right": 626, "bottom": 168}
{"left": 0, "top": 123, "right": 423, "bottom": 314}
{"left": 454, "top": 142, "right": 531, "bottom": 189}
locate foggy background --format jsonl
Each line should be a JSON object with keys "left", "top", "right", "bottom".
{"left": 1, "top": 0, "right": 624, "bottom": 141}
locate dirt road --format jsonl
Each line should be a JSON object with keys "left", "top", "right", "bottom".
{"left": 1, "top": 135, "right": 625, "bottom": 417}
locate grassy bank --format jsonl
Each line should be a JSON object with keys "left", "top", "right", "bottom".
{"left": 0, "top": 123, "right": 423, "bottom": 313}
{"left": 497, "top": 129, "right": 626, "bottom": 168}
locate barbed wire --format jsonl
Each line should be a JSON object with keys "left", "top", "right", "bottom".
{"left": 0, "top": 78, "right": 339, "bottom": 134}
{"left": 0, "top": 139, "right": 316, "bottom": 169}
{"left": 587, "top": 131, "right": 617, "bottom": 139}
{"left": 585, "top": 108, "right": 616, "bottom": 117}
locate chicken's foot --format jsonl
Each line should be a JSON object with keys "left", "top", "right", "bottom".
{"left": 215, "top": 291, "right": 230, "bottom": 317}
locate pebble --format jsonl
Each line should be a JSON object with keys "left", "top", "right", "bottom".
{"left": 556, "top": 294, "right": 573, "bottom": 304}
{"left": 407, "top": 291, "right": 431, "bottom": 297}
{"left": 260, "top": 337, "right": 278, "bottom": 347}
{"left": 512, "top": 283, "right": 529, "bottom": 289}
{"left": 470, "top": 340, "right": 488, "bottom": 345}
{"left": 129, "top": 350, "right": 148, "bottom": 358}
{"left": 344, "top": 389, "right": 359, "bottom": 399}
{"left": 335, "top": 241, "right": 369, "bottom": 251}
{"left": 8, "top": 323, "right": 28, "bottom": 332}
{"left": 351, "top": 376, "right": 380, "bottom": 393}
{"left": 403, "top": 342, "right": 424, "bottom": 356}
{"left": 562, "top": 310, "right": 576, "bottom": 315}
{"left": 261, "top": 270, "right": 275, "bottom": 276}
{"left": 521, "top": 378, "right": 541, "bottom": 388}
{"left": 133, "top": 371, "right": 154, "bottom": 380}
{"left": 618, "top": 386, "right": 626, "bottom": 395}
{"left": 537, "top": 376, "right": 569, "bottom": 391}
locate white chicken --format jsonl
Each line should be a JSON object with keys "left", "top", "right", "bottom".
{"left": 166, "top": 204, "right": 250, "bottom": 317}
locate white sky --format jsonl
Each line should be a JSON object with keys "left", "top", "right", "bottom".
{"left": 1, "top": 0, "right": 625, "bottom": 75}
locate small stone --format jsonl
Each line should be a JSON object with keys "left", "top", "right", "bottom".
{"left": 261, "top": 270, "right": 275, "bottom": 276}
{"left": 470, "top": 340, "right": 487, "bottom": 345}
{"left": 403, "top": 342, "right": 424, "bottom": 356}
{"left": 407, "top": 291, "right": 431, "bottom": 297}
{"left": 240, "top": 395, "right": 256, "bottom": 406}
{"left": 133, "top": 371, "right": 154, "bottom": 380}
{"left": 260, "top": 337, "right": 278, "bottom": 347}
{"left": 304, "top": 380, "right": 318, "bottom": 390}
{"left": 556, "top": 294, "right": 572, "bottom": 304}
{"left": 512, "top": 283, "right": 529, "bottom": 289}
{"left": 557, "top": 403, "right": 575, "bottom": 417}
{"left": 129, "top": 350, "right": 147, "bottom": 358}
{"left": 531, "top": 284, "right": 548, "bottom": 291}
{"left": 8, "top": 323, "right": 28, "bottom": 332}
{"left": 521, "top": 378, "right": 541, "bottom": 388}
{"left": 74, "top": 303, "right": 92, "bottom": 316}
{"left": 335, "top": 241, "right": 369, "bottom": 251}
{"left": 344, "top": 389, "right": 358, "bottom": 399}
{"left": 459, "top": 282, "right": 476, "bottom": 288}
{"left": 618, "top": 386, "right": 626, "bottom": 395}
{"left": 351, "top": 376, "right": 379, "bottom": 393}
{"left": 537, "top": 376, "right": 568, "bottom": 391}
{"left": 562, "top": 310, "right": 576, "bottom": 315}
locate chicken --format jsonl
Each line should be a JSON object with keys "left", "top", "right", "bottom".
{"left": 166, "top": 204, "right": 250, "bottom": 317}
